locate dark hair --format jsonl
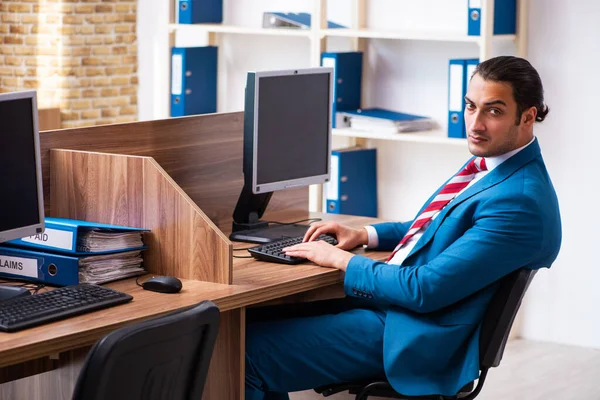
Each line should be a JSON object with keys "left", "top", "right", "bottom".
{"left": 473, "top": 56, "right": 549, "bottom": 124}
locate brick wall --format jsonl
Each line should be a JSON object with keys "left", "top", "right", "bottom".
{"left": 0, "top": 0, "right": 138, "bottom": 128}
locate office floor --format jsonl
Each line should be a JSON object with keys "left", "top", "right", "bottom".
{"left": 1, "top": 339, "right": 598, "bottom": 399}
{"left": 291, "top": 339, "right": 600, "bottom": 400}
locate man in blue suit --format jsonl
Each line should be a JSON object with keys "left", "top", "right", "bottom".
{"left": 245, "top": 56, "right": 562, "bottom": 399}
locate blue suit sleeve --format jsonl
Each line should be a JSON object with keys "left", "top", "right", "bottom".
{"left": 371, "top": 221, "right": 413, "bottom": 250}
{"left": 344, "top": 195, "right": 545, "bottom": 313}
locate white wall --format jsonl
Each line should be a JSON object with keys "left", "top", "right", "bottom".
{"left": 518, "top": 0, "right": 600, "bottom": 349}
{"left": 138, "top": 0, "right": 600, "bottom": 347}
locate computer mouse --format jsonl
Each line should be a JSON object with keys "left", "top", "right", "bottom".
{"left": 142, "top": 276, "right": 182, "bottom": 294}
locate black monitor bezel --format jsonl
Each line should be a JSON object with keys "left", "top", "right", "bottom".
{"left": 0, "top": 90, "right": 45, "bottom": 243}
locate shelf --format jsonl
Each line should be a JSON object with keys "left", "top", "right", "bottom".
{"left": 168, "top": 25, "right": 517, "bottom": 43}
{"left": 321, "top": 28, "right": 516, "bottom": 43}
{"left": 332, "top": 128, "right": 467, "bottom": 146}
{"left": 168, "top": 24, "right": 313, "bottom": 38}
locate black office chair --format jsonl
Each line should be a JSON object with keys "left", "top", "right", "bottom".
{"left": 72, "top": 300, "right": 220, "bottom": 400}
{"left": 314, "top": 268, "right": 537, "bottom": 400}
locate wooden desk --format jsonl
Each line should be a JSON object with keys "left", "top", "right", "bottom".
{"left": 0, "top": 213, "right": 388, "bottom": 400}
{"left": 0, "top": 113, "right": 389, "bottom": 399}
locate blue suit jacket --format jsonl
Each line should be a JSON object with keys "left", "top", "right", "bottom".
{"left": 344, "top": 138, "right": 561, "bottom": 396}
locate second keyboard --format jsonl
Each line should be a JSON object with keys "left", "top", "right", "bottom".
{"left": 0, "top": 284, "right": 133, "bottom": 332}
{"left": 248, "top": 234, "right": 338, "bottom": 264}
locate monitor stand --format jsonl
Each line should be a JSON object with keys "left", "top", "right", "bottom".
{"left": 230, "top": 186, "right": 310, "bottom": 244}
{"left": 229, "top": 223, "right": 309, "bottom": 244}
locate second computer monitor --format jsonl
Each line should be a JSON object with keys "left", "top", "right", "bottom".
{"left": 231, "top": 67, "right": 333, "bottom": 243}
{"left": 245, "top": 67, "right": 333, "bottom": 193}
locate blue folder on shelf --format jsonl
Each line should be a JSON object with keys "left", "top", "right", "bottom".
{"left": 448, "top": 58, "right": 479, "bottom": 138}
{"left": 320, "top": 52, "right": 362, "bottom": 128}
{"left": 467, "top": 0, "right": 516, "bottom": 36}
{"left": 263, "top": 12, "right": 346, "bottom": 29}
{"left": 325, "top": 147, "right": 377, "bottom": 218}
{"left": 465, "top": 58, "right": 480, "bottom": 82}
{"left": 171, "top": 46, "right": 218, "bottom": 117}
{"left": 340, "top": 108, "right": 436, "bottom": 133}
{"left": 176, "top": 0, "right": 222, "bottom": 24}
{"left": 5, "top": 217, "right": 148, "bottom": 255}
{"left": 0, "top": 247, "right": 144, "bottom": 286}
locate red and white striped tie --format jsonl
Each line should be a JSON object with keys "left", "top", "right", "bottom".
{"left": 386, "top": 157, "right": 487, "bottom": 262}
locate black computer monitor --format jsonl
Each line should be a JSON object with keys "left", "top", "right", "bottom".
{"left": 230, "top": 67, "right": 333, "bottom": 243}
{"left": 0, "top": 91, "right": 45, "bottom": 243}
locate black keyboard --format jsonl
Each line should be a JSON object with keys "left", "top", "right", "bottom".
{"left": 248, "top": 235, "right": 338, "bottom": 264}
{"left": 0, "top": 284, "right": 133, "bottom": 332}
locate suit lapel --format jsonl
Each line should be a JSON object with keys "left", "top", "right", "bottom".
{"left": 402, "top": 139, "right": 542, "bottom": 263}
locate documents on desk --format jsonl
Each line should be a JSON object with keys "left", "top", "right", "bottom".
{"left": 0, "top": 247, "right": 145, "bottom": 286}
{"left": 78, "top": 250, "right": 145, "bottom": 284}
{"left": 76, "top": 230, "right": 144, "bottom": 253}
{"left": 0, "top": 218, "right": 148, "bottom": 286}
{"left": 5, "top": 217, "right": 148, "bottom": 255}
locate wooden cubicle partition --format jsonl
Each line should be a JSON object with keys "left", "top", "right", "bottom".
{"left": 50, "top": 149, "right": 232, "bottom": 284}
{"left": 40, "top": 113, "right": 309, "bottom": 234}
{"left": 38, "top": 107, "right": 61, "bottom": 131}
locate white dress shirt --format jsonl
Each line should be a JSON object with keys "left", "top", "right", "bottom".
{"left": 365, "top": 137, "right": 536, "bottom": 265}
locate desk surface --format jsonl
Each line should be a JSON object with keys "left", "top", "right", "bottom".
{"left": 0, "top": 213, "right": 389, "bottom": 368}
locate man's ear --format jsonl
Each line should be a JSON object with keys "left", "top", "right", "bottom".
{"left": 521, "top": 106, "right": 537, "bottom": 126}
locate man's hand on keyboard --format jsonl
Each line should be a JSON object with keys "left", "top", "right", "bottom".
{"left": 303, "top": 221, "right": 368, "bottom": 251}
{"left": 282, "top": 240, "right": 354, "bottom": 272}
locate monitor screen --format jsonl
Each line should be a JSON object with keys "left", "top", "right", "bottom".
{"left": 247, "top": 68, "right": 332, "bottom": 194}
{"left": 0, "top": 91, "right": 44, "bottom": 243}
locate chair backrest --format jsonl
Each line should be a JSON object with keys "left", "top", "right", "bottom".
{"left": 479, "top": 268, "right": 537, "bottom": 369}
{"left": 72, "top": 300, "right": 220, "bottom": 400}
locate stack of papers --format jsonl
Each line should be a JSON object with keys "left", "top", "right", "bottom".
{"left": 340, "top": 108, "right": 437, "bottom": 133}
{"left": 77, "top": 229, "right": 145, "bottom": 253}
{"left": 78, "top": 250, "right": 145, "bottom": 285}
{"left": 1, "top": 218, "right": 149, "bottom": 287}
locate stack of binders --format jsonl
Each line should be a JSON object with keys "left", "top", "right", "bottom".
{"left": 171, "top": 1, "right": 221, "bottom": 117}
{"left": 171, "top": 46, "right": 218, "bottom": 117}
{"left": 325, "top": 147, "right": 378, "bottom": 218}
{"left": 321, "top": 52, "right": 363, "bottom": 128}
{"left": 448, "top": 58, "right": 479, "bottom": 138}
{"left": 340, "top": 108, "right": 436, "bottom": 134}
{"left": 467, "top": 0, "right": 516, "bottom": 36}
{"left": 0, "top": 218, "right": 149, "bottom": 286}
{"left": 175, "top": 0, "right": 222, "bottom": 24}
